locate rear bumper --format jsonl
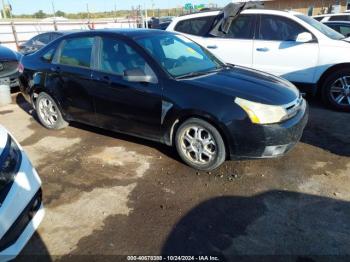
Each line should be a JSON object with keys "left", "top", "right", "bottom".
{"left": 229, "top": 101, "right": 309, "bottom": 159}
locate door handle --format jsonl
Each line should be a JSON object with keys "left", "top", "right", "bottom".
{"left": 207, "top": 45, "right": 218, "bottom": 49}
{"left": 256, "top": 47, "right": 269, "bottom": 52}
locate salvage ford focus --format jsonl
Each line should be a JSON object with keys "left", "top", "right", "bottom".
{"left": 20, "top": 29, "right": 308, "bottom": 170}
{"left": 0, "top": 125, "right": 44, "bottom": 261}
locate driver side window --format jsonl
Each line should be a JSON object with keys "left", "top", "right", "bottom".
{"left": 99, "top": 37, "right": 152, "bottom": 76}
{"left": 258, "top": 15, "right": 309, "bottom": 41}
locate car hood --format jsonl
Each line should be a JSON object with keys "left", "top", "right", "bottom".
{"left": 184, "top": 66, "right": 300, "bottom": 105}
{"left": 0, "top": 45, "right": 20, "bottom": 62}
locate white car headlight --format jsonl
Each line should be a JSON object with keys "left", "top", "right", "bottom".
{"left": 234, "top": 97, "right": 288, "bottom": 124}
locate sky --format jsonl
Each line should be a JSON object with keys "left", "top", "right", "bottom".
{"left": 5, "top": 0, "right": 232, "bottom": 15}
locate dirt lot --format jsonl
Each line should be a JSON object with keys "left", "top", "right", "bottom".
{"left": 1, "top": 93, "right": 350, "bottom": 261}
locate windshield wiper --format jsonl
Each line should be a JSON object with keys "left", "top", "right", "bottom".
{"left": 176, "top": 67, "right": 223, "bottom": 80}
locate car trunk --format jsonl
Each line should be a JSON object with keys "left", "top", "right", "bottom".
{"left": 209, "top": 1, "right": 263, "bottom": 37}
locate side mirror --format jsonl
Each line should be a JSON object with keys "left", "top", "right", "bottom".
{"left": 295, "top": 32, "right": 313, "bottom": 43}
{"left": 123, "top": 68, "right": 156, "bottom": 83}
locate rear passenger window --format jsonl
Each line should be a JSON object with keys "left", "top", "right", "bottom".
{"left": 174, "top": 16, "right": 216, "bottom": 36}
{"left": 42, "top": 48, "right": 55, "bottom": 62}
{"left": 224, "top": 15, "right": 255, "bottom": 39}
{"left": 59, "top": 37, "right": 94, "bottom": 68}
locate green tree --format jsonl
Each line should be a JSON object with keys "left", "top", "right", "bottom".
{"left": 55, "top": 10, "right": 65, "bottom": 17}
{"left": 34, "top": 10, "right": 46, "bottom": 19}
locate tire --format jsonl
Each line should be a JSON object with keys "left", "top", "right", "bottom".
{"left": 35, "top": 92, "right": 68, "bottom": 129}
{"left": 322, "top": 69, "right": 350, "bottom": 111}
{"left": 175, "top": 118, "right": 226, "bottom": 171}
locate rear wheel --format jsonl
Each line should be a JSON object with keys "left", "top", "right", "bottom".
{"left": 35, "top": 92, "right": 68, "bottom": 129}
{"left": 175, "top": 118, "right": 226, "bottom": 171}
{"left": 322, "top": 69, "right": 350, "bottom": 111}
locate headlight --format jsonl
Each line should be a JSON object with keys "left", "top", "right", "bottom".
{"left": 235, "top": 97, "right": 288, "bottom": 124}
{"left": 0, "top": 135, "right": 22, "bottom": 187}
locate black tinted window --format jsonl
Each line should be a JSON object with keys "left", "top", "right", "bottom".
{"left": 51, "top": 33, "right": 62, "bottom": 41}
{"left": 313, "top": 17, "right": 324, "bottom": 22}
{"left": 329, "top": 15, "right": 350, "bottom": 21}
{"left": 340, "top": 25, "right": 350, "bottom": 36}
{"left": 99, "top": 38, "right": 149, "bottom": 76}
{"left": 37, "top": 33, "right": 51, "bottom": 44}
{"left": 225, "top": 15, "right": 255, "bottom": 39}
{"left": 59, "top": 37, "right": 94, "bottom": 68}
{"left": 259, "top": 15, "right": 308, "bottom": 41}
{"left": 175, "top": 16, "right": 215, "bottom": 36}
{"left": 326, "top": 24, "right": 340, "bottom": 32}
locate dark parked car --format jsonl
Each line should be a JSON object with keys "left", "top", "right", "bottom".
{"left": 149, "top": 17, "right": 173, "bottom": 30}
{"left": 20, "top": 29, "right": 308, "bottom": 170}
{"left": 18, "top": 31, "right": 66, "bottom": 55}
{"left": 323, "top": 21, "right": 350, "bottom": 37}
{"left": 0, "top": 45, "right": 22, "bottom": 88}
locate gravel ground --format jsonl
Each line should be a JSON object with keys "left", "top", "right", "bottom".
{"left": 1, "top": 93, "right": 349, "bottom": 261}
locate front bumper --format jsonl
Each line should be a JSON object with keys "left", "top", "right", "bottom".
{"left": 229, "top": 101, "right": 309, "bottom": 159}
{"left": 0, "top": 137, "right": 43, "bottom": 262}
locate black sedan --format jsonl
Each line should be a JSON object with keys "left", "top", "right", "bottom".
{"left": 20, "top": 29, "right": 308, "bottom": 170}
{"left": 0, "top": 45, "right": 21, "bottom": 88}
{"left": 323, "top": 21, "right": 350, "bottom": 38}
{"left": 18, "top": 31, "right": 66, "bottom": 55}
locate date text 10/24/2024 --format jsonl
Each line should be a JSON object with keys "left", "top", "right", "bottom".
{"left": 127, "top": 256, "right": 221, "bottom": 261}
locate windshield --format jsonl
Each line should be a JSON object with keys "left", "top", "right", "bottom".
{"left": 136, "top": 34, "right": 224, "bottom": 78}
{"left": 295, "top": 14, "right": 345, "bottom": 40}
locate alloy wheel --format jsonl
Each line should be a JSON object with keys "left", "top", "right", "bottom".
{"left": 180, "top": 125, "right": 217, "bottom": 165}
{"left": 38, "top": 98, "right": 59, "bottom": 126}
{"left": 330, "top": 76, "right": 350, "bottom": 106}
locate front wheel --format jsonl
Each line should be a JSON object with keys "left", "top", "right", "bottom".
{"left": 322, "top": 69, "right": 350, "bottom": 111}
{"left": 35, "top": 92, "right": 68, "bottom": 129}
{"left": 175, "top": 118, "right": 226, "bottom": 171}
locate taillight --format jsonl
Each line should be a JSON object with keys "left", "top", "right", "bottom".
{"left": 18, "top": 62, "right": 24, "bottom": 73}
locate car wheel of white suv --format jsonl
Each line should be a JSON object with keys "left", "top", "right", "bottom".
{"left": 322, "top": 69, "right": 350, "bottom": 112}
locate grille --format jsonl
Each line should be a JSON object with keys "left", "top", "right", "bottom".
{"left": 284, "top": 95, "right": 304, "bottom": 119}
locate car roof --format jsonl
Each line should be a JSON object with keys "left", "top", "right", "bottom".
{"left": 173, "top": 8, "right": 300, "bottom": 20}
{"left": 314, "top": 13, "right": 350, "bottom": 18}
{"left": 64, "top": 28, "right": 175, "bottom": 39}
{"left": 323, "top": 21, "right": 350, "bottom": 24}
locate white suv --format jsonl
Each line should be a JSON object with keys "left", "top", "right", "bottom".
{"left": 167, "top": 8, "right": 350, "bottom": 111}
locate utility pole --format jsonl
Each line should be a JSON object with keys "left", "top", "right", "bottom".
{"left": 1, "top": 0, "right": 7, "bottom": 19}
{"left": 51, "top": 0, "right": 56, "bottom": 17}
{"left": 144, "top": 2, "right": 148, "bottom": 28}
{"left": 86, "top": 3, "right": 90, "bottom": 21}
{"left": 52, "top": 0, "right": 58, "bottom": 30}
{"left": 151, "top": 0, "right": 155, "bottom": 17}
{"left": 114, "top": 0, "right": 117, "bottom": 22}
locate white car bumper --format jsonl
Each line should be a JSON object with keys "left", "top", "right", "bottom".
{"left": 0, "top": 132, "right": 44, "bottom": 262}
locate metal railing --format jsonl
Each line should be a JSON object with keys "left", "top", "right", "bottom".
{"left": 0, "top": 19, "right": 139, "bottom": 50}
